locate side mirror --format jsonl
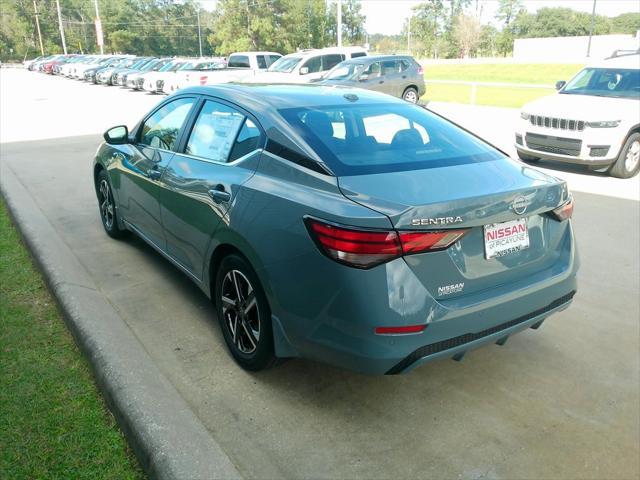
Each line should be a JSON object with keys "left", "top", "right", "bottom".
{"left": 555, "top": 80, "right": 566, "bottom": 91}
{"left": 359, "top": 74, "right": 369, "bottom": 82}
{"left": 299, "top": 66, "right": 309, "bottom": 75}
{"left": 104, "top": 125, "right": 129, "bottom": 145}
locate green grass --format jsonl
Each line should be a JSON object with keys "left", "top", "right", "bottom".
{"left": 0, "top": 201, "right": 144, "bottom": 480}
{"left": 423, "top": 63, "right": 584, "bottom": 108}
{"left": 424, "top": 63, "right": 584, "bottom": 84}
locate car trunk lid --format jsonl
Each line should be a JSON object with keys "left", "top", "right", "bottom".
{"left": 338, "top": 159, "right": 570, "bottom": 300}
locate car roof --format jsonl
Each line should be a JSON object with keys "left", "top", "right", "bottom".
{"left": 181, "top": 83, "right": 404, "bottom": 110}
{"left": 342, "top": 54, "right": 413, "bottom": 64}
{"left": 280, "top": 47, "right": 367, "bottom": 60}
{"left": 230, "top": 51, "right": 282, "bottom": 56}
{"left": 588, "top": 53, "right": 640, "bottom": 69}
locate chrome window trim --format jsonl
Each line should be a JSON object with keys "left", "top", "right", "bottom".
{"left": 173, "top": 148, "right": 264, "bottom": 167}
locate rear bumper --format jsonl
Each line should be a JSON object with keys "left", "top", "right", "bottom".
{"left": 388, "top": 290, "right": 575, "bottom": 374}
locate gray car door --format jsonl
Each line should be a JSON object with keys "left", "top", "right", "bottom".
{"left": 357, "top": 61, "right": 388, "bottom": 94}
{"left": 117, "top": 96, "right": 197, "bottom": 249}
{"left": 159, "top": 98, "right": 263, "bottom": 280}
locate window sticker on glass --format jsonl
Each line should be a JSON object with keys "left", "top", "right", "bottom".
{"left": 186, "top": 101, "right": 245, "bottom": 162}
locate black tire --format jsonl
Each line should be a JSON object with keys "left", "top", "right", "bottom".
{"left": 517, "top": 151, "right": 540, "bottom": 163}
{"left": 610, "top": 132, "right": 640, "bottom": 179}
{"left": 215, "top": 254, "right": 277, "bottom": 371}
{"left": 402, "top": 87, "right": 419, "bottom": 104}
{"left": 96, "top": 169, "right": 129, "bottom": 239}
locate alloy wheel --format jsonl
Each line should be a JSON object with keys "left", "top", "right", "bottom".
{"left": 404, "top": 89, "right": 418, "bottom": 103}
{"left": 625, "top": 140, "right": 640, "bottom": 173}
{"left": 221, "top": 269, "right": 260, "bottom": 354}
{"left": 99, "top": 179, "right": 115, "bottom": 229}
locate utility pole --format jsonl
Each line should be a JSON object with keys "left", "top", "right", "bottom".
{"left": 407, "top": 16, "right": 411, "bottom": 54}
{"left": 197, "top": 7, "right": 203, "bottom": 57}
{"left": 55, "top": 0, "right": 67, "bottom": 54}
{"left": 587, "top": 0, "right": 597, "bottom": 57}
{"left": 33, "top": 0, "right": 44, "bottom": 56}
{"left": 337, "top": 0, "right": 342, "bottom": 47}
{"left": 94, "top": 0, "right": 104, "bottom": 54}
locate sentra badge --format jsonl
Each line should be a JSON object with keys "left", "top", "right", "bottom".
{"left": 412, "top": 216, "right": 463, "bottom": 226}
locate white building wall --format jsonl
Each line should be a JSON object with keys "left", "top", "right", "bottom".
{"left": 514, "top": 33, "right": 640, "bottom": 62}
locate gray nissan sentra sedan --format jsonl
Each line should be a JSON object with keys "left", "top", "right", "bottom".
{"left": 94, "top": 84, "right": 578, "bottom": 374}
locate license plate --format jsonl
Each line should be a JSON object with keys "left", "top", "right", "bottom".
{"left": 484, "top": 218, "right": 530, "bottom": 259}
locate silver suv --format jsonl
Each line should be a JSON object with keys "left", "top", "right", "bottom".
{"left": 319, "top": 55, "right": 426, "bottom": 103}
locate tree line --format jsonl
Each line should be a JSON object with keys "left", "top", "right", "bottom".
{"left": 0, "top": 0, "right": 365, "bottom": 61}
{"left": 1, "top": 0, "right": 638, "bottom": 62}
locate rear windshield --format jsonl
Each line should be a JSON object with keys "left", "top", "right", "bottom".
{"left": 278, "top": 103, "right": 504, "bottom": 176}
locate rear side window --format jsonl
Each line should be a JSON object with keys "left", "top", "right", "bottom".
{"left": 228, "top": 55, "right": 250, "bottom": 68}
{"left": 351, "top": 51, "right": 367, "bottom": 58}
{"left": 140, "top": 97, "right": 196, "bottom": 151}
{"left": 322, "top": 54, "right": 344, "bottom": 71}
{"left": 381, "top": 61, "right": 397, "bottom": 75}
{"left": 185, "top": 100, "right": 247, "bottom": 162}
{"left": 279, "top": 103, "right": 504, "bottom": 176}
{"left": 256, "top": 55, "right": 268, "bottom": 69}
{"left": 399, "top": 60, "right": 411, "bottom": 71}
{"left": 229, "top": 119, "right": 261, "bottom": 161}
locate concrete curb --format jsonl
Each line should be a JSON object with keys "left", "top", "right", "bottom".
{"left": 1, "top": 164, "right": 242, "bottom": 480}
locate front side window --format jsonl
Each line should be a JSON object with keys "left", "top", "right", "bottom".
{"left": 268, "top": 55, "right": 282, "bottom": 65}
{"left": 362, "top": 62, "right": 381, "bottom": 79}
{"left": 140, "top": 97, "right": 196, "bottom": 151}
{"left": 279, "top": 103, "right": 504, "bottom": 176}
{"left": 185, "top": 100, "right": 245, "bottom": 162}
{"left": 303, "top": 56, "right": 322, "bottom": 73}
{"left": 322, "top": 54, "right": 344, "bottom": 71}
{"left": 562, "top": 68, "right": 640, "bottom": 98}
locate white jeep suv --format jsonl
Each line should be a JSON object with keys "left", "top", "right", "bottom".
{"left": 516, "top": 53, "right": 640, "bottom": 178}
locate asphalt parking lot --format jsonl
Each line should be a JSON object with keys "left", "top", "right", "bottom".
{"left": 1, "top": 69, "right": 639, "bottom": 479}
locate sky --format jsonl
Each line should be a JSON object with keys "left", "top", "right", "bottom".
{"left": 361, "top": 0, "right": 640, "bottom": 35}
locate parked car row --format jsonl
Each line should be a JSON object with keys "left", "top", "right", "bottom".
{"left": 25, "top": 47, "right": 427, "bottom": 103}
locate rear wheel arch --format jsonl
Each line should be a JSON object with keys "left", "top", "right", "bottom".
{"left": 208, "top": 241, "right": 270, "bottom": 303}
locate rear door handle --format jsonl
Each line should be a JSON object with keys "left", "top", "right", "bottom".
{"left": 379, "top": 80, "right": 384, "bottom": 84}
{"left": 208, "top": 186, "right": 231, "bottom": 203}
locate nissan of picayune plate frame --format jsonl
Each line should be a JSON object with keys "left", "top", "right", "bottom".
{"left": 93, "top": 83, "right": 578, "bottom": 375}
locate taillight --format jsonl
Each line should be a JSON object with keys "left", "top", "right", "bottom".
{"left": 199, "top": 75, "right": 208, "bottom": 85}
{"left": 399, "top": 230, "right": 467, "bottom": 254}
{"left": 549, "top": 196, "right": 574, "bottom": 221}
{"left": 305, "top": 217, "right": 468, "bottom": 269}
{"left": 418, "top": 65, "right": 424, "bottom": 75}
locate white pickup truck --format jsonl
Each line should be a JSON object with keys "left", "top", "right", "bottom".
{"left": 178, "top": 51, "right": 282, "bottom": 89}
